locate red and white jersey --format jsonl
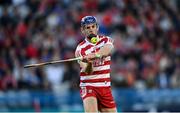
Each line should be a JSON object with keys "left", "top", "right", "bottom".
{"left": 75, "top": 35, "right": 114, "bottom": 87}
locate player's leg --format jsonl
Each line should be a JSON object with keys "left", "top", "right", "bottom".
{"left": 98, "top": 87, "right": 117, "bottom": 113}
{"left": 83, "top": 96, "right": 98, "bottom": 112}
{"left": 100, "top": 107, "right": 117, "bottom": 113}
{"left": 80, "top": 86, "right": 98, "bottom": 112}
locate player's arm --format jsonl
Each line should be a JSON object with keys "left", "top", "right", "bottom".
{"left": 96, "top": 43, "right": 114, "bottom": 57}
{"left": 75, "top": 49, "right": 93, "bottom": 74}
{"left": 84, "top": 43, "right": 114, "bottom": 61}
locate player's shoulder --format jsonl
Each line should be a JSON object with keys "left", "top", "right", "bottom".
{"left": 77, "top": 40, "right": 86, "bottom": 46}
{"left": 98, "top": 34, "right": 114, "bottom": 44}
{"left": 76, "top": 40, "right": 86, "bottom": 50}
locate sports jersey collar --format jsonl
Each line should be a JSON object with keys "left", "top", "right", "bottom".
{"left": 85, "top": 35, "right": 99, "bottom": 45}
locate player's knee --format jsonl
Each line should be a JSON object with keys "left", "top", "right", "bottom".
{"left": 84, "top": 104, "right": 98, "bottom": 112}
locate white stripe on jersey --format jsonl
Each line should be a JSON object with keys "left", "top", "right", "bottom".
{"left": 85, "top": 47, "right": 94, "bottom": 55}
{"left": 80, "top": 73, "right": 110, "bottom": 80}
{"left": 80, "top": 82, "right": 111, "bottom": 87}
{"left": 93, "top": 65, "right": 110, "bottom": 71}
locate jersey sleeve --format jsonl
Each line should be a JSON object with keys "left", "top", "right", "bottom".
{"left": 105, "top": 36, "right": 114, "bottom": 46}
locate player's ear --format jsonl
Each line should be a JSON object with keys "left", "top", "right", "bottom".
{"left": 81, "top": 26, "right": 85, "bottom": 35}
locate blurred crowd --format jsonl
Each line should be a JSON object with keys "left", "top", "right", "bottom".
{"left": 0, "top": 0, "right": 179, "bottom": 92}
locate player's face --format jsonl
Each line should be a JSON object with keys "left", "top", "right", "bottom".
{"left": 81, "top": 23, "right": 98, "bottom": 37}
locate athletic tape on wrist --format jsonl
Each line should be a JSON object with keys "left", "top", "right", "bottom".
{"left": 95, "top": 53, "right": 101, "bottom": 58}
